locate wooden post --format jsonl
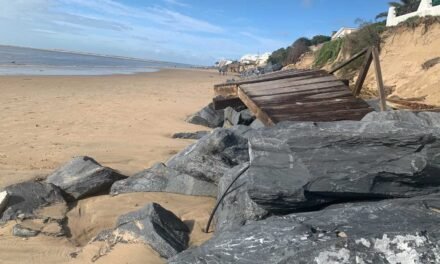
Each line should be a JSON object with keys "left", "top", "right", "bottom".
{"left": 372, "top": 47, "right": 387, "bottom": 111}
{"left": 353, "top": 48, "right": 373, "bottom": 96}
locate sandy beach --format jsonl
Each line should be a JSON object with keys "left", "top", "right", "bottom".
{"left": 0, "top": 69, "right": 228, "bottom": 263}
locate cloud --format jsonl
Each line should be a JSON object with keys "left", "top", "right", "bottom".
{"left": 162, "top": 0, "right": 189, "bottom": 7}
{"left": 0, "top": 0, "right": 285, "bottom": 65}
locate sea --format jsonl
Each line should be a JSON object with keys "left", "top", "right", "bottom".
{"left": 0, "top": 45, "right": 192, "bottom": 76}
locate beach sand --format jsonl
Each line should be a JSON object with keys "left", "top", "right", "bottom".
{"left": 0, "top": 69, "right": 227, "bottom": 263}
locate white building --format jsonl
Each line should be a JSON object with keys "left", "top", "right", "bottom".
{"left": 387, "top": 0, "right": 440, "bottom": 27}
{"left": 239, "top": 52, "right": 271, "bottom": 66}
{"left": 331, "top": 27, "right": 358, "bottom": 40}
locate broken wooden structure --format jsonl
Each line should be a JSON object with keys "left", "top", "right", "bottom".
{"left": 213, "top": 46, "right": 398, "bottom": 126}
{"left": 213, "top": 69, "right": 373, "bottom": 126}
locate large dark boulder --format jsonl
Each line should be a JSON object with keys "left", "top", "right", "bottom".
{"left": 172, "top": 131, "right": 210, "bottom": 140}
{"left": 166, "top": 128, "right": 250, "bottom": 184}
{"left": 170, "top": 195, "right": 440, "bottom": 264}
{"left": 215, "top": 120, "right": 440, "bottom": 231}
{"left": 362, "top": 110, "right": 440, "bottom": 126}
{"left": 224, "top": 107, "right": 255, "bottom": 127}
{"left": 110, "top": 163, "right": 217, "bottom": 197}
{"left": 1, "top": 181, "right": 65, "bottom": 221}
{"left": 186, "top": 103, "right": 224, "bottom": 128}
{"left": 46, "top": 156, "right": 127, "bottom": 200}
{"left": 98, "top": 203, "right": 189, "bottom": 259}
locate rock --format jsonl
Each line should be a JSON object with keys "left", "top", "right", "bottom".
{"left": 46, "top": 156, "right": 127, "bottom": 200}
{"left": 166, "top": 128, "right": 249, "bottom": 183}
{"left": 172, "top": 131, "right": 210, "bottom": 140}
{"left": 362, "top": 110, "right": 440, "bottom": 127}
{"left": 169, "top": 195, "right": 440, "bottom": 264}
{"left": 215, "top": 120, "right": 440, "bottom": 231}
{"left": 215, "top": 163, "right": 268, "bottom": 232}
{"left": 364, "top": 99, "right": 392, "bottom": 111}
{"left": 249, "top": 119, "right": 265, "bottom": 129}
{"left": 1, "top": 181, "right": 65, "bottom": 221}
{"left": 99, "top": 203, "right": 189, "bottom": 259}
{"left": 186, "top": 103, "right": 224, "bottom": 128}
{"left": 12, "top": 219, "right": 65, "bottom": 237}
{"left": 13, "top": 224, "right": 40, "bottom": 238}
{"left": 0, "top": 191, "right": 8, "bottom": 216}
{"left": 110, "top": 163, "right": 217, "bottom": 197}
{"left": 224, "top": 107, "right": 255, "bottom": 126}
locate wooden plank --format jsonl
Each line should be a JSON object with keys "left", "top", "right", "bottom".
{"left": 270, "top": 108, "right": 373, "bottom": 122}
{"left": 329, "top": 48, "right": 369, "bottom": 74}
{"left": 262, "top": 98, "right": 368, "bottom": 113}
{"left": 212, "top": 96, "right": 245, "bottom": 110}
{"left": 215, "top": 69, "right": 327, "bottom": 88}
{"left": 353, "top": 48, "right": 373, "bottom": 96}
{"left": 214, "top": 84, "right": 238, "bottom": 97}
{"left": 246, "top": 81, "right": 345, "bottom": 97}
{"left": 241, "top": 75, "right": 338, "bottom": 92}
{"left": 239, "top": 71, "right": 329, "bottom": 89}
{"left": 237, "top": 87, "right": 274, "bottom": 126}
{"left": 372, "top": 47, "right": 387, "bottom": 111}
{"left": 252, "top": 87, "right": 353, "bottom": 105}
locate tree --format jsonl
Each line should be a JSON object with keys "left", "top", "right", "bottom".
{"left": 286, "top": 38, "right": 311, "bottom": 65}
{"left": 376, "top": 0, "right": 421, "bottom": 20}
{"left": 267, "top": 48, "right": 287, "bottom": 66}
{"left": 310, "top": 35, "right": 331, "bottom": 46}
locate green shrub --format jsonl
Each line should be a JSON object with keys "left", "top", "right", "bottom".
{"left": 313, "top": 38, "right": 343, "bottom": 67}
{"left": 267, "top": 48, "right": 287, "bottom": 66}
{"left": 286, "top": 38, "right": 311, "bottom": 64}
{"left": 393, "top": 0, "right": 421, "bottom": 16}
{"left": 310, "top": 35, "right": 331, "bottom": 45}
{"left": 345, "top": 22, "right": 385, "bottom": 55}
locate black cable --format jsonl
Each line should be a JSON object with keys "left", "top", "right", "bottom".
{"left": 204, "top": 162, "right": 251, "bottom": 233}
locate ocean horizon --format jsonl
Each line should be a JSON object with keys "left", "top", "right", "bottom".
{"left": 0, "top": 45, "right": 193, "bottom": 76}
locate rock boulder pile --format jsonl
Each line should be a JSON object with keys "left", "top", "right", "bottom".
{"left": 2, "top": 110, "right": 440, "bottom": 263}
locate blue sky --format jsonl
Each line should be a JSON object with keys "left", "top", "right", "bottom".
{"left": 0, "top": 0, "right": 389, "bottom": 65}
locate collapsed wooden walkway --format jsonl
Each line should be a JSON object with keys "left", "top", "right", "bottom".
{"left": 214, "top": 69, "right": 373, "bottom": 126}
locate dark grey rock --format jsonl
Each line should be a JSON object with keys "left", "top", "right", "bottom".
{"left": 186, "top": 103, "right": 224, "bottom": 128}
{"left": 215, "top": 120, "right": 440, "bottom": 231}
{"left": 215, "top": 163, "right": 268, "bottom": 232}
{"left": 110, "top": 163, "right": 217, "bottom": 197}
{"left": 362, "top": 110, "right": 440, "bottom": 127}
{"left": 172, "top": 131, "right": 210, "bottom": 140}
{"left": 249, "top": 119, "right": 265, "bottom": 129}
{"left": 13, "top": 224, "right": 40, "bottom": 237}
{"left": 1, "top": 181, "right": 65, "bottom": 221}
{"left": 166, "top": 128, "right": 249, "bottom": 184}
{"left": 170, "top": 195, "right": 440, "bottom": 264}
{"left": 224, "top": 107, "right": 255, "bottom": 126}
{"left": 46, "top": 156, "right": 127, "bottom": 200}
{"left": 364, "top": 99, "right": 392, "bottom": 111}
{"left": 99, "top": 203, "right": 189, "bottom": 259}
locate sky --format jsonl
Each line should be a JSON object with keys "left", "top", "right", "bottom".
{"left": 0, "top": 0, "right": 390, "bottom": 65}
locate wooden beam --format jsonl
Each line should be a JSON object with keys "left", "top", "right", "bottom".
{"left": 372, "top": 47, "right": 387, "bottom": 111}
{"left": 214, "top": 84, "right": 238, "bottom": 97}
{"left": 237, "top": 86, "right": 274, "bottom": 126}
{"left": 353, "top": 48, "right": 373, "bottom": 96}
{"left": 212, "top": 96, "right": 245, "bottom": 110}
{"left": 329, "top": 47, "right": 369, "bottom": 74}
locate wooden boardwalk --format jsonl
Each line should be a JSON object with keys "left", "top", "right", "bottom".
{"left": 214, "top": 70, "right": 373, "bottom": 126}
